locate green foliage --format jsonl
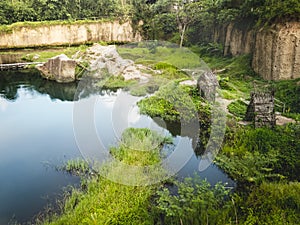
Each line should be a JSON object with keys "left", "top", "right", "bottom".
{"left": 228, "top": 100, "right": 248, "bottom": 119}
{"left": 156, "top": 176, "right": 234, "bottom": 225}
{"left": 255, "top": 0, "right": 300, "bottom": 26}
{"left": 62, "top": 158, "right": 90, "bottom": 176}
{"left": 45, "top": 178, "right": 156, "bottom": 225}
{"left": 45, "top": 128, "right": 169, "bottom": 225}
{"left": 238, "top": 182, "right": 300, "bottom": 224}
{"left": 0, "top": 19, "right": 111, "bottom": 35}
{"left": 110, "top": 128, "right": 172, "bottom": 166}
{"left": 216, "top": 151, "right": 281, "bottom": 184}
{"left": 0, "top": 0, "right": 129, "bottom": 25}
{"left": 138, "top": 82, "right": 210, "bottom": 123}
{"left": 217, "top": 124, "right": 300, "bottom": 183}
{"left": 97, "top": 75, "right": 138, "bottom": 91}
{"left": 273, "top": 78, "right": 300, "bottom": 113}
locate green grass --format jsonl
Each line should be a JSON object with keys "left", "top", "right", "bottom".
{"left": 137, "top": 82, "right": 210, "bottom": 123}
{"left": 43, "top": 128, "right": 171, "bottom": 225}
{"left": 216, "top": 124, "right": 300, "bottom": 184}
{"left": 227, "top": 100, "right": 248, "bottom": 119}
{"left": 273, "top": 78, "right": 300, "bottom": 113}
{"left": 97, "top": 75, "right": 138, "bottom": 90}
{"left": 237, "top": 182, "right": 300, "bottom": 224}
{"left": 118, "top": 44, "right": 203, "bottom": 70}
{"left": 0, "top": 45, "right": 89, "bottom": 63}
{"left": 109, "top": 128, "right": 172, "bottom": 166}
{"left": 61, "top": 158, "right": 90, "bottom": 176}
{"left": 192, "top": 46, "right": 299, "bottom": 116}
{"left": 23, "top": 45, "right": 89, "bottom": 62}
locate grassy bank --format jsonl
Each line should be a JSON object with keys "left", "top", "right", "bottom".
{"left": 43, "top": 128, "right": 234, "bottom": 225}
{"left": 44, "top": 128, "right": 168, "bottom": 225}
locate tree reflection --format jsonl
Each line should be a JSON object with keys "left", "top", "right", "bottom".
{"left": 0, "top": 69, "right": 79, "bottom": 101}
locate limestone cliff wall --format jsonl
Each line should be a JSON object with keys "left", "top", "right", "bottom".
{"left": 220, "top": 22, "right": 300, "bottom": 80}
{"left": 0, "top": 21, "right": 141, "bottom": 49}
{"left": 253, "top": 22, "right": 300, "bottom": 80}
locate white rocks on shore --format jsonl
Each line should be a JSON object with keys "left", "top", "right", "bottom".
{"left": 75, "top": 44, "right": 151, "bottom": 82}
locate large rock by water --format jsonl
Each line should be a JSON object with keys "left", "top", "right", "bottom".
{"left": 37, "top": 54, "right": 77, "bottom": 83}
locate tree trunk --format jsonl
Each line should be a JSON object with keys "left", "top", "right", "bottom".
{"left": 180, "top": 23, "right": 187, "bottom": 48}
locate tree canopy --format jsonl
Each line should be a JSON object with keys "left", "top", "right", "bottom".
{"left": 0, "top": 0, "right": 299, "bottom": 46}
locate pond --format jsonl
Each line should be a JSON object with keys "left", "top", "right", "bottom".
{"left": 0, "top": 70, "right": 234, "bottom": 224}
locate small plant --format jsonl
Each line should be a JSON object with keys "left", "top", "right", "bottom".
{"left": 63, "top": 158, "right": 90, "bottom": 176}
{"left": 156, "top": 175, "right": 234, "bottom": 225}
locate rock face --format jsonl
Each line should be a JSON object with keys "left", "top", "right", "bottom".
{"left": 218, "top": 22, "right": 300, "bottom": 80}
{"left": 37, "top": 54, "right": 77, "bottom": 83}
{"left": 0, "top": 21, "right": 141, "bottom": 49}
{"left": 253, "top": 22, "right": 300, "bottom": 80}
{"left": 223, "top": 23, "right": 255, "bottom": 56}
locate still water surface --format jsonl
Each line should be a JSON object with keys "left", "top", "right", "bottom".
{"left": 0, "top": 70, "right": 234, "bottom": 224}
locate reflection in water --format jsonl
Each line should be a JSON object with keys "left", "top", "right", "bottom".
{"left": 0, "top": 70, "right": 82, "bottom": 224}
{"left": 0, "top": 54, "right": 24, "bottom": 64}
{"left": 0, "top": 70, "right": 234, "bottom": 224}
{"left": 0, "top": 69, "right": 78, "bottom": 102}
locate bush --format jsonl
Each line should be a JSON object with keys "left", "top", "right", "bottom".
{"left": 239, "top": 182, "right": 300, "bottom": 224}
{"left": 228, "top": 100, "right": 248, "bottom": 119}
{"left": 156, "top": 176, "right": 234, "bottom": 225}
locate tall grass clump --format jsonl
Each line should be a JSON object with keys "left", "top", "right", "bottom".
{"left": 43, "top": 128, "right": 171, "bottom": 225}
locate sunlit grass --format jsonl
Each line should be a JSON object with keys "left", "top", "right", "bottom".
{"left": 44, "top": 128, "right": 171, "bottom": 225}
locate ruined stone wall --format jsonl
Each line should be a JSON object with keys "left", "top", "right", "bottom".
{"left": 0, "top": 21, "right": 142, "bottom": 49}
{"left": 246, "top": 92, "right": 276, "bottom": 128}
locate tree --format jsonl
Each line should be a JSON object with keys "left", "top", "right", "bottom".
{"left": 174, "top": 0, "right": 203, "bottom": 47}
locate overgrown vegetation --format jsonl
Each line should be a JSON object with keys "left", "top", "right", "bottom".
{"left": 13, "top": 42, "right": 296, "bottom": 225}
{"left": 156, "top": 177, "right": 234, "bottom": 225}
{"left": 61, "top": 158, "right": 90, "bottom": 176}
{"left": 216, "top": 124, "right": 300, "bottom": 183}
{"left": 1, "top": 0, "right": 299, "bottom": 223}
{"left": 44, "top": 128, "right": 165, "bottom": 225}
{"left": 236, "top": 182, "right": 300, "bottom": 224}
{"left": 43, "top": 128, "right": 233, "bottom": 225}
{"left": 228, "top": 100, "right": 248, "bottom": 119}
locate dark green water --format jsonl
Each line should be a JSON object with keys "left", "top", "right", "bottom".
{"left": 0, "top": 70, "right": 234, "bottom": 224}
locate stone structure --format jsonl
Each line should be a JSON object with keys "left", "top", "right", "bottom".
{"left": 36, "top": 54, "right": 77, "bottom": 83}
{"left": 245, "top": 91, "right": 276, "bottom": 128}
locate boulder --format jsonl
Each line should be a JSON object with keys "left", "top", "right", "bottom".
{"left": 197, "top": 71, "right": 219, "bottom": 101}
{"left": 37, "top": 54, "right": 76, "bottom": 83}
